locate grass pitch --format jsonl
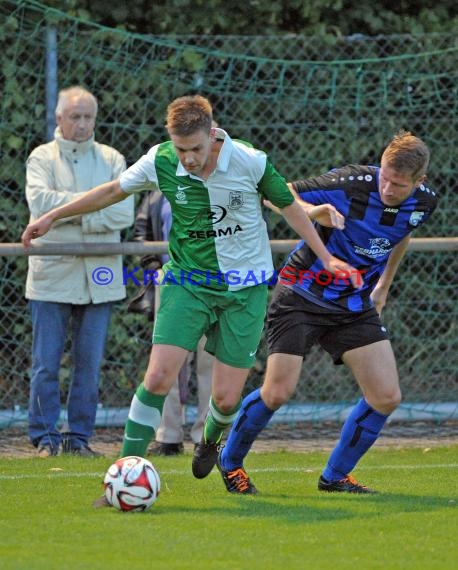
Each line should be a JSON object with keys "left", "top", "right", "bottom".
{"left": 0, "top": 446, "right": 456, "bottom": 570}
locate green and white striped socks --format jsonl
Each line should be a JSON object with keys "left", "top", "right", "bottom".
{"left": 203, "top": 396, "right": 241, "bottom": 444}
{"left": 120, "top": 383, "right": 165, "bottom": 457}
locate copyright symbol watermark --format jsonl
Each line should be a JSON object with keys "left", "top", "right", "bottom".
{"left": 92, "top": 267, "right": 113, "bottom": 285}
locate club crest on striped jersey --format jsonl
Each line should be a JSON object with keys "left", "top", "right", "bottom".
{"left": 409, "top": 211, "right": 424, "bottom": 227}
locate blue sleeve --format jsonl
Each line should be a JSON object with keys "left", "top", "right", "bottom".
{"left": 292, "top": 168, "right": 350, "bottom": 210}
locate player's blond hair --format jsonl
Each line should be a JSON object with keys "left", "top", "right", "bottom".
{"left": 166, "top": 95, "right": 213, "bottom": 136}
{"left": 55, "top": 86, "right": 98, "bottom": 117}
{"left": 381, "top": 130, "right": 430, "bottom": 180}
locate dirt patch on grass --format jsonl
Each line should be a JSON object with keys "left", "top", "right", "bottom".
{"left": 1, "top": 420, "right": 456, "bottom": 458}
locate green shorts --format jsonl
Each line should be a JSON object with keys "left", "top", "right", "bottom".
{"left": 152, "top": 281, "right": 268, "bottom": 368}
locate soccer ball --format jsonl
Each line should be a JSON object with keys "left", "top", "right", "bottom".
{"left": 103, "top": 456, "right": 161, "bottom": 512}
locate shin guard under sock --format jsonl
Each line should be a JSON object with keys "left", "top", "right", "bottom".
{"left": 121, "top": 384, "right": 165, "bottom": 457}
{"left": 322, "top": 397, "right": 389, "bottom": 481}
{"left": 202, "top": 396, "right": 241, "bottom": 445}
{"left": 220, "top": 388, "right": 275, "bottom": 470}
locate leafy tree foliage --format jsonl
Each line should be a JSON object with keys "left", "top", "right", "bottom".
{"left": 39, "top": 0, "right": 458, "bottom": 35}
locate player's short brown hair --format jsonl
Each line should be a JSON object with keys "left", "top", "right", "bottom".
{"left": 381, "top": 130, "right": 430, "bottom": 180}
{"left": 166, "top": 95, "right": 213, "bottom": 136}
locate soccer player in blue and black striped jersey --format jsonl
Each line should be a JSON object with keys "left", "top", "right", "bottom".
{"left": 218, "top": 130, "right": 438, "bottom": 494}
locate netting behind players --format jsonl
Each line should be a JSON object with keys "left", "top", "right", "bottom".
{"left": 0, "top": 1, "right": 456, "bottom": 426}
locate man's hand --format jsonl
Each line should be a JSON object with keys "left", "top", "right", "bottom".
{"left": 370, "top": 285, "right": 389, "bottom": 315}
{"left": 307, "top": 204, "right": 345, "bottom": 230}
{"left": 323, "top": 256, "right": 364, "bottom": 289}
{"left": 263, "top": 198, "right": 281, "bottom": 215}
{"left": 21, "top": 213, "right": 54, "bottom": 247}
{"left": 267, "top": 197, "right": 345, "bottom": 230}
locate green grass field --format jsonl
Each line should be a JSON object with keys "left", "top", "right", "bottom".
{"left": 0, "top": 446, "right": 456, "bottom": 570}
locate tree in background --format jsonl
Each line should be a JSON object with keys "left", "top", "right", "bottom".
{"left": 38, "top": 0, "right": 458, "bottom": 36}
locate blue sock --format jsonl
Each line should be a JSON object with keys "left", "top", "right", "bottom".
{"left": 322, "top": 398, "right": 389, "bottom": 481}
{"left": 220, "top": 389, "right": 275, "bottom": 470}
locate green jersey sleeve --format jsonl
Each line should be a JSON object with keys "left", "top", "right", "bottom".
{"left": 257, "top": 159, "right": 294, "bottom": 209}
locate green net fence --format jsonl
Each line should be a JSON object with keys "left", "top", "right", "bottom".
{"left": 0, "top": 0, "right": 457, "bottom": 428}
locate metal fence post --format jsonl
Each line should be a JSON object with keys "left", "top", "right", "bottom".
{"left": 45, "top": 25, "right": 58, "bottom": 142}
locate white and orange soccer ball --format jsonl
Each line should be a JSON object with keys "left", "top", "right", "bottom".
{"left": 103, "top": 456, "right": 161, "bottom": 512}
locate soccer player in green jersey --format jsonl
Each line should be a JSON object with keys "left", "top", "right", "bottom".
{"left": 22, "top": 95, "right": 360, "bottom": 497}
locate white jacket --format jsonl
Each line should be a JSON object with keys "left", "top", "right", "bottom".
{"left": 25, "top": 128, "right": 134, "bottom": 304}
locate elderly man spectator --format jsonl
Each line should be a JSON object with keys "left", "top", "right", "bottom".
{"left": 25, "top": 86, "right": 134, "bottom": 457}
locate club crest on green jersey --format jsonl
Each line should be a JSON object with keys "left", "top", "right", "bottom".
{"left": 175, "top": 189, "right": 188, "bottom": 204}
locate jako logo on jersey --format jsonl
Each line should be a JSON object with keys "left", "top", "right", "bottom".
{"left": 355, "top": 237, "right": 392, "bottom": 258}
{"left": 188, "top": 225, "right": 243, "bottom": 239}
{"left": 409, "top": 211, "right": 424, "bottom": 226}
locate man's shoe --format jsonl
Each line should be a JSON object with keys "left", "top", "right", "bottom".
{"left": 149, "top": 442, "right": 184, "bottom": 456}
{"left": 37, "top": 444, "right": 59, "bottom": 458}
{"left": 318, "top": 474, "right": 377, "bottom": 494}
{"left": 92, "top": 495, "right": 111, "bottom": 508}
{"left": 63, "top": 445, "right": 103, "bottom": 458}
{"left": 192, "top": 438, "right": 220, "bottom": 479}
{"left": 74, "top": 445, "right": 104, "bottom": 457}
{"left": 217, "top": 453, "right": 257, "bottom": 494}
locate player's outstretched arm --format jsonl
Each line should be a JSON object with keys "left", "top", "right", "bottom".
{"left": 280, "top": 200, "right": 363, "bottom": 289}
{"left": 22, "top": 180, "right": 128, "bottom": 247}
{"left": 264, "top": 198, "right": 345, "bottom": 229}
{"left": 286, "top": 183, "right": 345, "bottom": 229}
{"left": 371, "top": 234, "right": 411, "bottom": 315}
{"left": 303, "top": 203, "right": 345, "bottom": 229}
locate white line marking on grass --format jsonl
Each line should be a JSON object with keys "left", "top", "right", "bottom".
{"left": 250, "top": 464, "right": 458, "bottom": 473}
{"left": 0, "top": 463, "right": 456, "bottom": 481}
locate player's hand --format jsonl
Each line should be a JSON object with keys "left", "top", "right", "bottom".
{"left": 324, "top": 256, "right": 364, "bottom": 289}
{"left": 262, "top": 199, "right": 281, "bottom": 215}
{"left": 370, "top": 285, "right": 388, "bottom": 316}
{"left": 307, "top": 204, "right": 345, "bottom": 229}
{"left": 21, "top": 214, "right": 54, "bottom": 248}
